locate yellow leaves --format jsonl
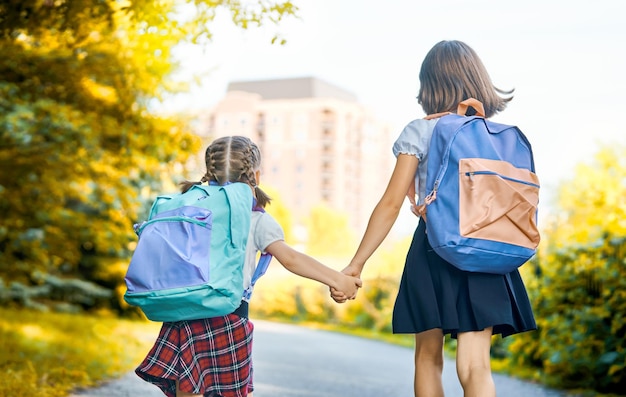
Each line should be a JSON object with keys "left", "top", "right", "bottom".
{"left": 549, "top": 144, "right": 626, "bottom": 249}
{"left": 367, "top": 237, "right": 412, "bottom": 278}
{"left": 17, "top": 324, "right": 49, "bottom": 341}
{"left": 609, "top": 364, "right": 623, "bottom": 377}
{"left": 305, "top": 203, "right": 356, "bottom": 257}
{"left": 80, "top": 77, "right": 118, "bottom": 104}
{"left": 258, "top": 184, "right": 294, "bottom": 242}
{"left": 93, "top": 258, "right": 130, "bottom": 281}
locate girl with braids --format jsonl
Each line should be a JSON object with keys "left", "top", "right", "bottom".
{"left": 135, "top": 135, "right": 361, "bottom": 397}
{"left": 332, "top": 41, "right": 536, "bottom": 397}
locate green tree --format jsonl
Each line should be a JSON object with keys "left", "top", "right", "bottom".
{"left": 305, "top": 203, "right": 356, "bottom": 257}
{"left": 259, "top": 184, "right": 294, "bottom": 244}
{"left": 506, "top": 145, "right": 626, "bottom": 394}
{"left": 0, "top": 0, "right": 298, "bottom": 313}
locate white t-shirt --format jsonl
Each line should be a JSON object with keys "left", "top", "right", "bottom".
{"left": 392, "top": 118, "right": 439, "bottom": 204}
{"left": 242, "top": 210, "right": 285, "bottom": 299}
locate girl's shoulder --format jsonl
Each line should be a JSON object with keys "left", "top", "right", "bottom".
{"left": 393, "top": 118, "right": 439, "bottom": 159}
{"left": 251, "top": 210, "right": 285, "bottom": 250}
{"left": 401, "top": 118, "right": 439, "bottom": 136}
{"left": 251, "top": 210, "right": 279, "bottom": 229}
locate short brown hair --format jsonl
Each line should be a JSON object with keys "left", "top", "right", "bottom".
{"left": 417, "top": 40, "right": 513, "bottom": 118}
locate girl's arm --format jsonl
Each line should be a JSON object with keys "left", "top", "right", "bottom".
{"left": 265, "top": 240, "right": 362, "bottom": 298}
{"left": 345, "top": 154, "right": 419, "bottom": 277}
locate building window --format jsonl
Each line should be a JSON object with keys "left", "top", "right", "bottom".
{"left": 256, "top": 113, "right": 265, "bottom": 141}
{"left": 322, "top": 175, "right": 331, "bottom": 189}
{"left": 322, "top": 108, "right": 335, "bottom": 138}
{"left": 294, "top": 129, "right": 307, "bottom": 142}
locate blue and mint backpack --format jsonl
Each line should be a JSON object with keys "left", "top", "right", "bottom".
{"left": 124, "top": 182, "right": 264, "bottom": 322}
{"left": 424, "top": 99, "right": 541, "bottom": 274}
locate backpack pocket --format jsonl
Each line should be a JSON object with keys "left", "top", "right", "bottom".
{"left": 125, "top": 206, "right": 213, "bottom": 293}
{"left": 458, "top": 158, "right": 540, "bottom": 249}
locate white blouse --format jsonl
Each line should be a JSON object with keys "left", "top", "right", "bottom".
{"left": 392, "top": 118, "right": 439, "bottom": 204}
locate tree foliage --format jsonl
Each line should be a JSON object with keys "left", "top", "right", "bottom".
{"left": 256, "top": 184, "right": 294, "bottom": 243}
{"left": 546, "top": 146, "right": 626, "bottom": 248}
{"left": 0, "top": 0, "right": 298, "bottom": 313}
{"left": 506, "top": 145, "right": 626, "bottom": 394}
{"left": 305, "top": 203, "right": 356, "bottom": 257}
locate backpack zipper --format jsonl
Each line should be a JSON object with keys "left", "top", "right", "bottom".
{"left": 136, "top": 215, "right": 209, "bottom": 236}
{"left": 465, "top": 171, "right": 540, "bottom": 188}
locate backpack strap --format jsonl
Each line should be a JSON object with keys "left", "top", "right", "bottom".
{"left": 424, "top": 111, "right": 451, "bottom": 120}
{"left": 423, "top": 98, "right": 487, "bottom": 205}
{"left": 241, "top": 204, "right": 274, "bottom": 301}
{"left": 456, "top": 98, "right": 485, "bottom": 117}
{"left": 222, "top": 185, "right": 250, "bottom": 248}
{"left": 424, "top": 98, "right": 486, "bottom": 120}
{"left": 243, "top": 252, "right": 272, "bottom": 300}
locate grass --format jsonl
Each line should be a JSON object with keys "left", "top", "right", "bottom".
{"left": 0, "top": 307, "right": 161, "bottom": 397}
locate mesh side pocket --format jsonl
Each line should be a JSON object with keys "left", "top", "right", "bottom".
{"left": 458, "top": 158, "right": 540, "bottom": 249}
{"left": 126, "top": 207, "right": 213, "bottom": 293}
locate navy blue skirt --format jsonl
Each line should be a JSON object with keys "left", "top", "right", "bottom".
{"left": 392, "top": 219, "right": 537, "bottom": 338}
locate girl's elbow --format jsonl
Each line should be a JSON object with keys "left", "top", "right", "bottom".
{"left": 377, "top": 196, "right": 404, "bottom": 215}
{"left": 279, "top": 257, "right": 296, "bottom": 272}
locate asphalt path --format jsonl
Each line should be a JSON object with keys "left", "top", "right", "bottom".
{"left": 71, "top": 320, "right": 570, "bottom": 397}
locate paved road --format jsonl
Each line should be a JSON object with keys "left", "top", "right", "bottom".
{"left": 72, "top": 320, "right": 570, "bottom": 397}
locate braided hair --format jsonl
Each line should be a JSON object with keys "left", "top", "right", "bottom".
{"left": 180, "top": 136, "right": 271, "bottom": 208}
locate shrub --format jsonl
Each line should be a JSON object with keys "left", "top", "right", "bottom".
{"left": 507, "top": 237, "right": 626, "bottom": 393}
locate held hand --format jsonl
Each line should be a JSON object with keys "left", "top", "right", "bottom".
{"left": 330, "top": 262, "right": 363, "bottom": 303}
{"left": 330, "top": 286, "right": 346, "bottom": 303}
{"left": 340, "top": 263, "right": 362, "bottom": 278}
{"left": 330, "top": 275, "right": 362, "bottom": 303}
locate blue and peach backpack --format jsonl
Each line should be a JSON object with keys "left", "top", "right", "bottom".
{"left": 424, "top": 98, "right": 540, "bottom": 274}
{"left": 124, "top": 182, "right": 270, "bottom": 322}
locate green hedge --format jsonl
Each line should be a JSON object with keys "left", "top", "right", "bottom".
{"left": 506, "top": 236, "right": 626, "bottom": 394}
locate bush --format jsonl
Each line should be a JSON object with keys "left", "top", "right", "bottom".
{"left": 507, "top": 237, "right": 626, "bottom": 394}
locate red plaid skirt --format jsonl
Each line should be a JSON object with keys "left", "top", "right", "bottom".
{"left": 135, "top": 314, "right": 254, "bottom": 397}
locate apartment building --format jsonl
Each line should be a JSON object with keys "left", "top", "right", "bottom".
{"left": 198, "top": 77, "right": 394, "bottom": 235}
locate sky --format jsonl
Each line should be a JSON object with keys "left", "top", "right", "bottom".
{"left": 165, "top": 0, "right": 626, "bottom": 221}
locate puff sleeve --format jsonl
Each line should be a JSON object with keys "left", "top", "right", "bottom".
{"left": 254, "top": 212, "right": 285, "bottom": 253}
{"left": 392, "top": 119, "right": 435, "bottom": 161}
{"left": 391, "top": 118, "right": 439, "bottom": 204}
